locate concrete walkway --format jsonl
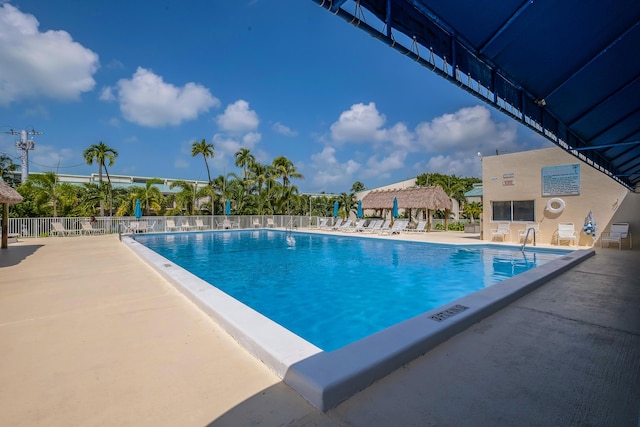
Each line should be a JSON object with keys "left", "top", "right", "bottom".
{"left": 1, "top": 234, "right": 638, "bottom": 426}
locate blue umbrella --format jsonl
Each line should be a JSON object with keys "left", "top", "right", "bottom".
{"left": 225, "top": 199, "right": 231, "bottom": 215}
{"left": 357, "top": 200, "right": 362, "bottom": 218}
{"left": 392, "top": 197, "right": 398, "bottom": 218}
{"left": 333, "top": 200, "right": 339, "bottom": 218}
{"left": 134, "top": 199, "right": 142, "bottom": 219}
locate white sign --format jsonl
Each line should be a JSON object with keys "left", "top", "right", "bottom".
{"left": 542, "top": 164, "right": 580, "bottom": 196}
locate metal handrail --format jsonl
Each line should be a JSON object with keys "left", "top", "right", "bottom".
{"left": 521, "top": 227, "right": 537, "bottom": 251}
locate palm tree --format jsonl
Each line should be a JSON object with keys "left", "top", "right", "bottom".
{"left": 169, "top": 180, "right": 197, "bottom": 215}
{"left": 83, "top": 141, "right": 118, "bottom": 217}
{"left": 132, "top": 178, "right": 164, "bottom": 216}
{"left": 22, "top": 171, "right": 76, "bottom": 217}
{"left": 0, "top": 154, "right": 19, "bottom": 186}
{"left": 272, "top": 156, "right": 304, "bottom": 215}
{"left": 191, "top": 139, "right": 214, "bottom": 183}
{"left": 338, "top": 192, "right": 356, "bottom": 219}
{"left": 234, "top": 148, "right": 255, "bottom": 193}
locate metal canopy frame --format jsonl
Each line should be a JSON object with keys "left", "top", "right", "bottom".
{"left": 312, "top": 0, "right": 640, "bottom": 191}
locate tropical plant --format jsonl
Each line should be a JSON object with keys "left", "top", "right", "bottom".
{"left": 83, "top": 141, "right": 118, "bottom": 216}
{"left": 129, "top": 178, "right": 164, "bottom": 216}
{"left": 20, "top": 171, "right": 77, "bottom": 217}
{"left": 0, "top": 153, "right": 19, "bottom": 186}
{"left": 191, "top": 139, "right": 214, "bottom": 183}
{"left": 350, "top": 181, "right": 366, "bottom": 193}
{"left": 169, "top": 180, "right": 198, "bottom": 215}
{"left": 234, "top": 148, "right": 255, "bottom": 192}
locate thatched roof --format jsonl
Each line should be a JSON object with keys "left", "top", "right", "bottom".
{"left": 361, "top": 186, "right": 452, "bottom": 210}
{"left": 0, "top": 180, "right": 22, "bottom": 204}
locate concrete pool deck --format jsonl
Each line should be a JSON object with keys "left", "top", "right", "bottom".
{"left": 1, "top": 232, "right": 638, "bottom": 426}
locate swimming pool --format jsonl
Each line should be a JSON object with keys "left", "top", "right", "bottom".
{"left": 126, "top": 229, "right": 592, "bottom": 410}
{"left": 134, "top": 230, "right": 563, "bottom": 351}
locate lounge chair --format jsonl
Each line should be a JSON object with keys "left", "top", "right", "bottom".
{"left": 220, "top": 219, "right": 239, "bottom": 229}
{"left": 195, "top": 219, "right": 207, "bottom": 230}
{"left": 336, "top": 220, "right": 352, "bottom": 231}
{"left": 80, "top": 221, "right": 105, "bottom": 235}
{"left": 181, "top": 219, "right": 195, "bottom": 231}
{"left": 376, "top": 220, "right": 392, "bottom": 234}
{"left": 490, "top": 222, "right": 511, "bottom": 242}
{"left": 381, "top": 219, "right": 408, "bottom": 235}
{"left": 266, "top": 218, "right": 275, "bottom": 228}
{"left": 600, "top": 223, "right": 631, "bottom": 250}
{"left": 346, "top": 219, "right": 366, "bottom": 232}
{"left": 409, "top": 220, "right": 428, "bottom": 232}
{"left": 130, "top": 221, "right": 149, "bottom": 233}
{"left": 518, "top": 223, "right": 540, "bottom": 243}
{"left": 51, "top": 222, "right": 73, "bottom": 237}
{"left": 316, "top": 218, "right": 330, "bottom": 229}
{"left": 363, "top": 219, "right": 383, "bottom": 233}
{"left": 556, "top": 222, "right": 577, "bottom": 246}
{"left": 165, "top": 219, "right": 179, "bottom": 231}
{"left": 252, "top": 218, "right": 261, "bottom": 228}
{"left": 331, "top": 218, "right": 343, "bottom": 230}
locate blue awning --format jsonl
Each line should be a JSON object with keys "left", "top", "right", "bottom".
{"left": 312, "top": 0, "right": 640, "bottom": 191}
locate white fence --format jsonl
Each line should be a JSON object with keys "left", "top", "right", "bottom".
{"left": 4, "top": 215, "right": 330, "bottom": 238}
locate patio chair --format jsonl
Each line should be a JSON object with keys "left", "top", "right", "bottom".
{"left": 518, "top": 223, "right": 540, "bottom": 243}
{"left": 194, "top": 219, "right": 207, "bottom": 230}
{"left": 600, "top": 223, "right": 631, "bottom": 250}
{"left": 363, "top": 219, "right": 383, "bottom": 233}
{"left": 220, "top": 219, "right": 239, "bottom": 229}
{"left": 331, "top": 218, "right": 343, "bottom": 230}
{"left": 181, "top": 219, "right": 195, "bottom": 231}
{"left": 51, "top": 222, "right": 72, "bottom": 237}
{"left": 252, "top": 218, "right": 261, "bottom": 228}
{"left": 376, "top": 220, "right": 392, "bottom": 234}
{"left": 317, "top": 218, "right": 330, "bottom": 229}
{"left": 556, "top": 222, "right": 578, "bottom": 246}
{"left": 336, "top": 220, "right": 352, "bottom": 231}
{"left": 266, "top": 218, "right": 275, "bottom": 228}
{"left": 345, "top": 219, "right": 366, "bottom": 232}
{"left": 490, "top": 222, "right": 511, "bottom": 242}
{"left": 83, "top": 220, "right": 106, "bottom": 235}
{"left": 165, "top": 219, "right": 179, "bottom": 231}
{"left": 409, "top": 220, "right": 428, "bottom": 232}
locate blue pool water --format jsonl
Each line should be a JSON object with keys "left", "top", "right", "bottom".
{"left": 134, "top": 230, "right": 566, "bottom": 351}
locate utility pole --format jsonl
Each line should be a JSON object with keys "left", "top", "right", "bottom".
{"left": 5, "top": 129, "right": 42, "bottom": 183}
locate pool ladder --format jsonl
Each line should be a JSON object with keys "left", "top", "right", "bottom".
{"left": 286, "top": 219, "right": 297, "bottom": 233}
{"left": 521, "top": 227, "right": 537, "bottom": 251}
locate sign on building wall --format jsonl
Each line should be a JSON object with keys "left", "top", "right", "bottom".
{"left": 541, "top": 163, "right": 581, "bottom": 196}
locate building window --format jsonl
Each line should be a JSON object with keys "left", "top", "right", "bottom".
{"left": 491, "top": 200, "right": 534, "bottom": 222}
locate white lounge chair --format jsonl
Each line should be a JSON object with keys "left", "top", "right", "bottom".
{"left": 266, "top": 218, "right": 275, "bottom": 228}
{"left": 220, "top": 219, "right": 239, "bottom": 229}
{"left": 181, "top": 219, "right": 195, "bottom": 231}
{"left": 490, "top": 222, "right": 511, "bottom": 242}
{"left": 252, "top": 218, "right": 261, "bottom": 228}
{"left": 51, "top": 222, "right": 73, "bottom": 237}
{"left": 332, "top": 218, "right": 343, "bottom": 230}
{"left": 381, "top": 219, "right": 408, "bottom": 235}
{"left": 80, "top": 221, "right": 105, "bottom": 235}
{"left": 600, "top": 223, "right": 631, "bottom": 250}
{"left": 194, "top": 219, "right": 207, "bottom": 230}
{"left": 165, "top": 219, "right": 179, "bottom": 231}
{"left": 518, "top": 223, "right": 540, "bottom": 243}
{"left": 316, "top": 218, "right": 330, "bottom": 229}
{"left": 336, "top": 220, "right": 352, "bottom": 231}
{"left": 410, "top": 220, "right": 428, "bottom": 232}
{"left": 376, "top": 220, "right": 392, "bottom": 234}
{"left": 556, "top": 222, "right": 577, "bottom": 246}
{"left": 363, "top": 219, "right": 383, "bottom": 233}
{"left": 346, "top": 219, "right": 366, "bottom": 232}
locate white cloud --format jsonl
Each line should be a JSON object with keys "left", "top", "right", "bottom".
{"left": 216, "top": 100, "right": 259, "bottom": 133}
{"left": 309, "top": 146, "right": 361, "bottom": 191}
{"left": 29, "top": 144, "right": 76, "bottom": 172}
{"left": 242, "top": 132, "right": 261, "bottom": 149}
{"left": 0, "top": 4, "right": 99, "bottom": 105}
{"left": 415, "top": 105, "right": 517, "bottom": 154}
{"left": 362, "top": 151, "right": 408, "bottom": 179}
{"left": 273, "top": 122, "right": 298, "bottom": 137}
{"left": 99, "top": 86, "right": 115, "bottom": 101}
{"left": 330, "top": 102, "right": 387, "bottom": 143}
{"left": 110, "top": 67, "right": 219, "bottom": 127}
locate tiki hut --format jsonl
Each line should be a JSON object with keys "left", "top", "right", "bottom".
{"left": 1, "top": 180, "right": 23, "bottom": 249}
{"left": 361, "top": 186, "right": 452, "bottom": 230}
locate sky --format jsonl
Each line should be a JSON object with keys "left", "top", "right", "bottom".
{"left": 0, "top": 0, "right": 552, "bottom": 194}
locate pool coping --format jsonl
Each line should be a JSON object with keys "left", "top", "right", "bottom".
{"left": 122, "top": 233, "right": 594, "bottom": 411}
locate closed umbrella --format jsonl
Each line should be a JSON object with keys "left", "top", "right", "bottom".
{"left": 357, "top": 200, "right": 362, "bottom": 218}
{"left": 392, "top": 197, "right": 398, "bottom": 218}
{"left": 333, "top": 200, "right": 339, "bottom": 218}
{"left": 134, "top": 199, "right": 142, "bottom": 219}
{"left": 225, "top": 199, "right": 231, "bottom": 215}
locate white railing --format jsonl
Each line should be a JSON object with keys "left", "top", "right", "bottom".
{"left": 5, "top": 215, "right": 328, "bottom": 237}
